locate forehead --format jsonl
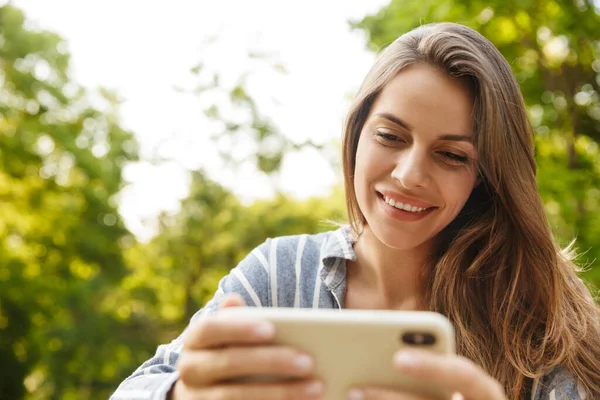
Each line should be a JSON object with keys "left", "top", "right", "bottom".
{"left": 370, "top": 64, "right": 475, "bottom": 136}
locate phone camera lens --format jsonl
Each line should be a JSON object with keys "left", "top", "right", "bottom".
{"left": 401, "top": 332, "right": 436, "bottom": 345}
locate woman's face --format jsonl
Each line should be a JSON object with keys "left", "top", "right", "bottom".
{"left": 354, "top": 63, "right": 478, "bottom": 251}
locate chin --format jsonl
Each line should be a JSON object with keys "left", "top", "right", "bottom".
{"left": 369, "top": 223, "right": 431, "bottom": 251}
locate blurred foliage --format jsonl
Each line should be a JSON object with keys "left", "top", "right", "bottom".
{"left": 2, "top": 0, "right": 600, "bottom": 399}
{"left": 182, "top": 47, "right": 335, "bottom": 178}
{"left": 0, "top": 4, "right": 143, "bottom": 399}
{"left": 123, "top": 172, "right": 345, "bottom": 333}
{"left": 0, "top": 6, "right": 343, "bottom": 398}
{"left": 353, "top": 0, "right": 600, "bottom": 290}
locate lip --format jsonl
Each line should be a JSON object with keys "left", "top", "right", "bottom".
{"left": 377, "top": 193, "right": 436, "bottom": 222}
{"left": 378, "top": 190, "right": 436, "bottom": 209}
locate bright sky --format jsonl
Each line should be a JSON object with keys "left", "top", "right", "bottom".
{"left": 12, "top": 0, "right": 389, "bottom": 240}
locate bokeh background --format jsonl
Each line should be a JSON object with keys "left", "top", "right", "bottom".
{"left": 1, "top": 1, "right": 600, "bottom": 399}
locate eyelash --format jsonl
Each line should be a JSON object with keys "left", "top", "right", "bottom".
{"left": 374, "top": 132, "right": 470, "bottom": 166}
{"left": 439, "top": 152, "right": 469, "bottom": 165}
{"left": 375, "top": 132, "right": 405, "bottom": 143}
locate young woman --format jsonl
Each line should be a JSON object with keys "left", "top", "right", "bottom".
{"left": 111, "top": 23, "right": 600, "bottom": 400}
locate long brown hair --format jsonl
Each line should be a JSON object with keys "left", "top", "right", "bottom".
{"left": 342, "top": 23, "right": 600, "bottom": 399}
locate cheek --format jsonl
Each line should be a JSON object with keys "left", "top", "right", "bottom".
{"left": 353, "top": 139, "right": 381, "bottom": 213}
{"left": 353, "top": 138, "right": 370, "bottom": 189}
{"left": 440, "top": 173, "right": 477, "bottom": 212}
{"left": 354, "top": 139, "right": 388, "bottom": 181}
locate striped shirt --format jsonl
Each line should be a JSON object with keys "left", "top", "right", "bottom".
{"left": 110, "top": 226, "right": 585, "bottom": 400}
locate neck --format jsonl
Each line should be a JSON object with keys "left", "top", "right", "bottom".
{"left": 348, "top": 225, "right": 434, "bottom": 310}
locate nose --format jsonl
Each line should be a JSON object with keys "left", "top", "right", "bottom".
{"left": 391, "top": 147, "right": 431, "bottom": 189}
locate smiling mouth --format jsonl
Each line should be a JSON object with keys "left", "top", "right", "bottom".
{"left": 378, "top": 193, "right": 437, "bottom": 213}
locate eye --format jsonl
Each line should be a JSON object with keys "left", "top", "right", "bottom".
{"left": 438, "top": 151, "right": 469, "bottom": 166}
{"left": 375, "top": 130, "right": 406, "bottom": 145}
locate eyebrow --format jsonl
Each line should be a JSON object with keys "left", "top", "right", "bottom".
{"left": 374, "top": 112, "right": 473, "bottom": 143}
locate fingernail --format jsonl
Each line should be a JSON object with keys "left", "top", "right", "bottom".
{"left": 394, "top": 351, "right": 418, "bottom": 369}
{"left": 254, "top": 322, "right": 274, "bottom": 338}
{"left": 294, "top": 354, "right": 314, "bottom": 372}
{"left": 304, "top": 380, "right": 324, "bottom": 396}
{"left": 348, "top": 389, "right": 365, "bottom": 400}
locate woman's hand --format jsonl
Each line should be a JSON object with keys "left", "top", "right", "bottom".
{"left": 348, "top": 350, "right": 506, "bottom": 400}
{"left": 170, "top": 294, "right": 325, "bottom": 400}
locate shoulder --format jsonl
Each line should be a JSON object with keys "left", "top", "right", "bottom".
{"left": 534, "top": 365, "right": 588, "bottom": 399}
{"left": 263, "top": 226, "right": 351, "bottom": 262}
{"left": 221, "top": 226, "right": 353, "bottom": 307}
{"left": 235, "top": 229, "right": 334, "bottom": 270}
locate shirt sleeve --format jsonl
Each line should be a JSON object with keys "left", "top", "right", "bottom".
{"left": 534, "top": 365, "right": 588, "bottom": 400}
{"left": 109, "top": 239, "right": 272, "bottom": 400}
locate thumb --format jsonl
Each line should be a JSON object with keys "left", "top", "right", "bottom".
{"left": 219, "top": 293, "right": 247, "bottom": 309}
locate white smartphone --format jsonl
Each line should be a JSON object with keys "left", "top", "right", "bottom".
{"left": 217, "top": 307, "right": 455, "bottom": 400}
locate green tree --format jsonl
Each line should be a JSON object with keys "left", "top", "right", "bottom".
{"left": 353, "top": 0, "right": 600, "bottom": 289}
{"left": 124, "top": 170, "right": 345, "bottom": 336}
{"left": 0, "top": 4, "right": 142, "bottom": 399}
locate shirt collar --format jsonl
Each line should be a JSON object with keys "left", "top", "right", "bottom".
{"left": 319, "top": 225, "right": 356, "bottom": 291}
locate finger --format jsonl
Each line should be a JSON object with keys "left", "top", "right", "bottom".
{"left": 393, "top": 351, "right": 505, "bottom": 400}
{"left": 191, "top": 380, "right": 325, "bottom": 400}
{"left": 183, "top": 316, "right": 275, "bottom": 349}
{"left": 219, "top": 293, "right": 247, "bottom": 309}
{"left": 348, "top": 387, "right": 431, "bottom": 400}
{"left": 178, "top": 345, "right": 315, "bottom": 386}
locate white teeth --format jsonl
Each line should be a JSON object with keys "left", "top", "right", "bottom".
{"left": 383, "top": 196, "right": 428, "bottom": 213}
